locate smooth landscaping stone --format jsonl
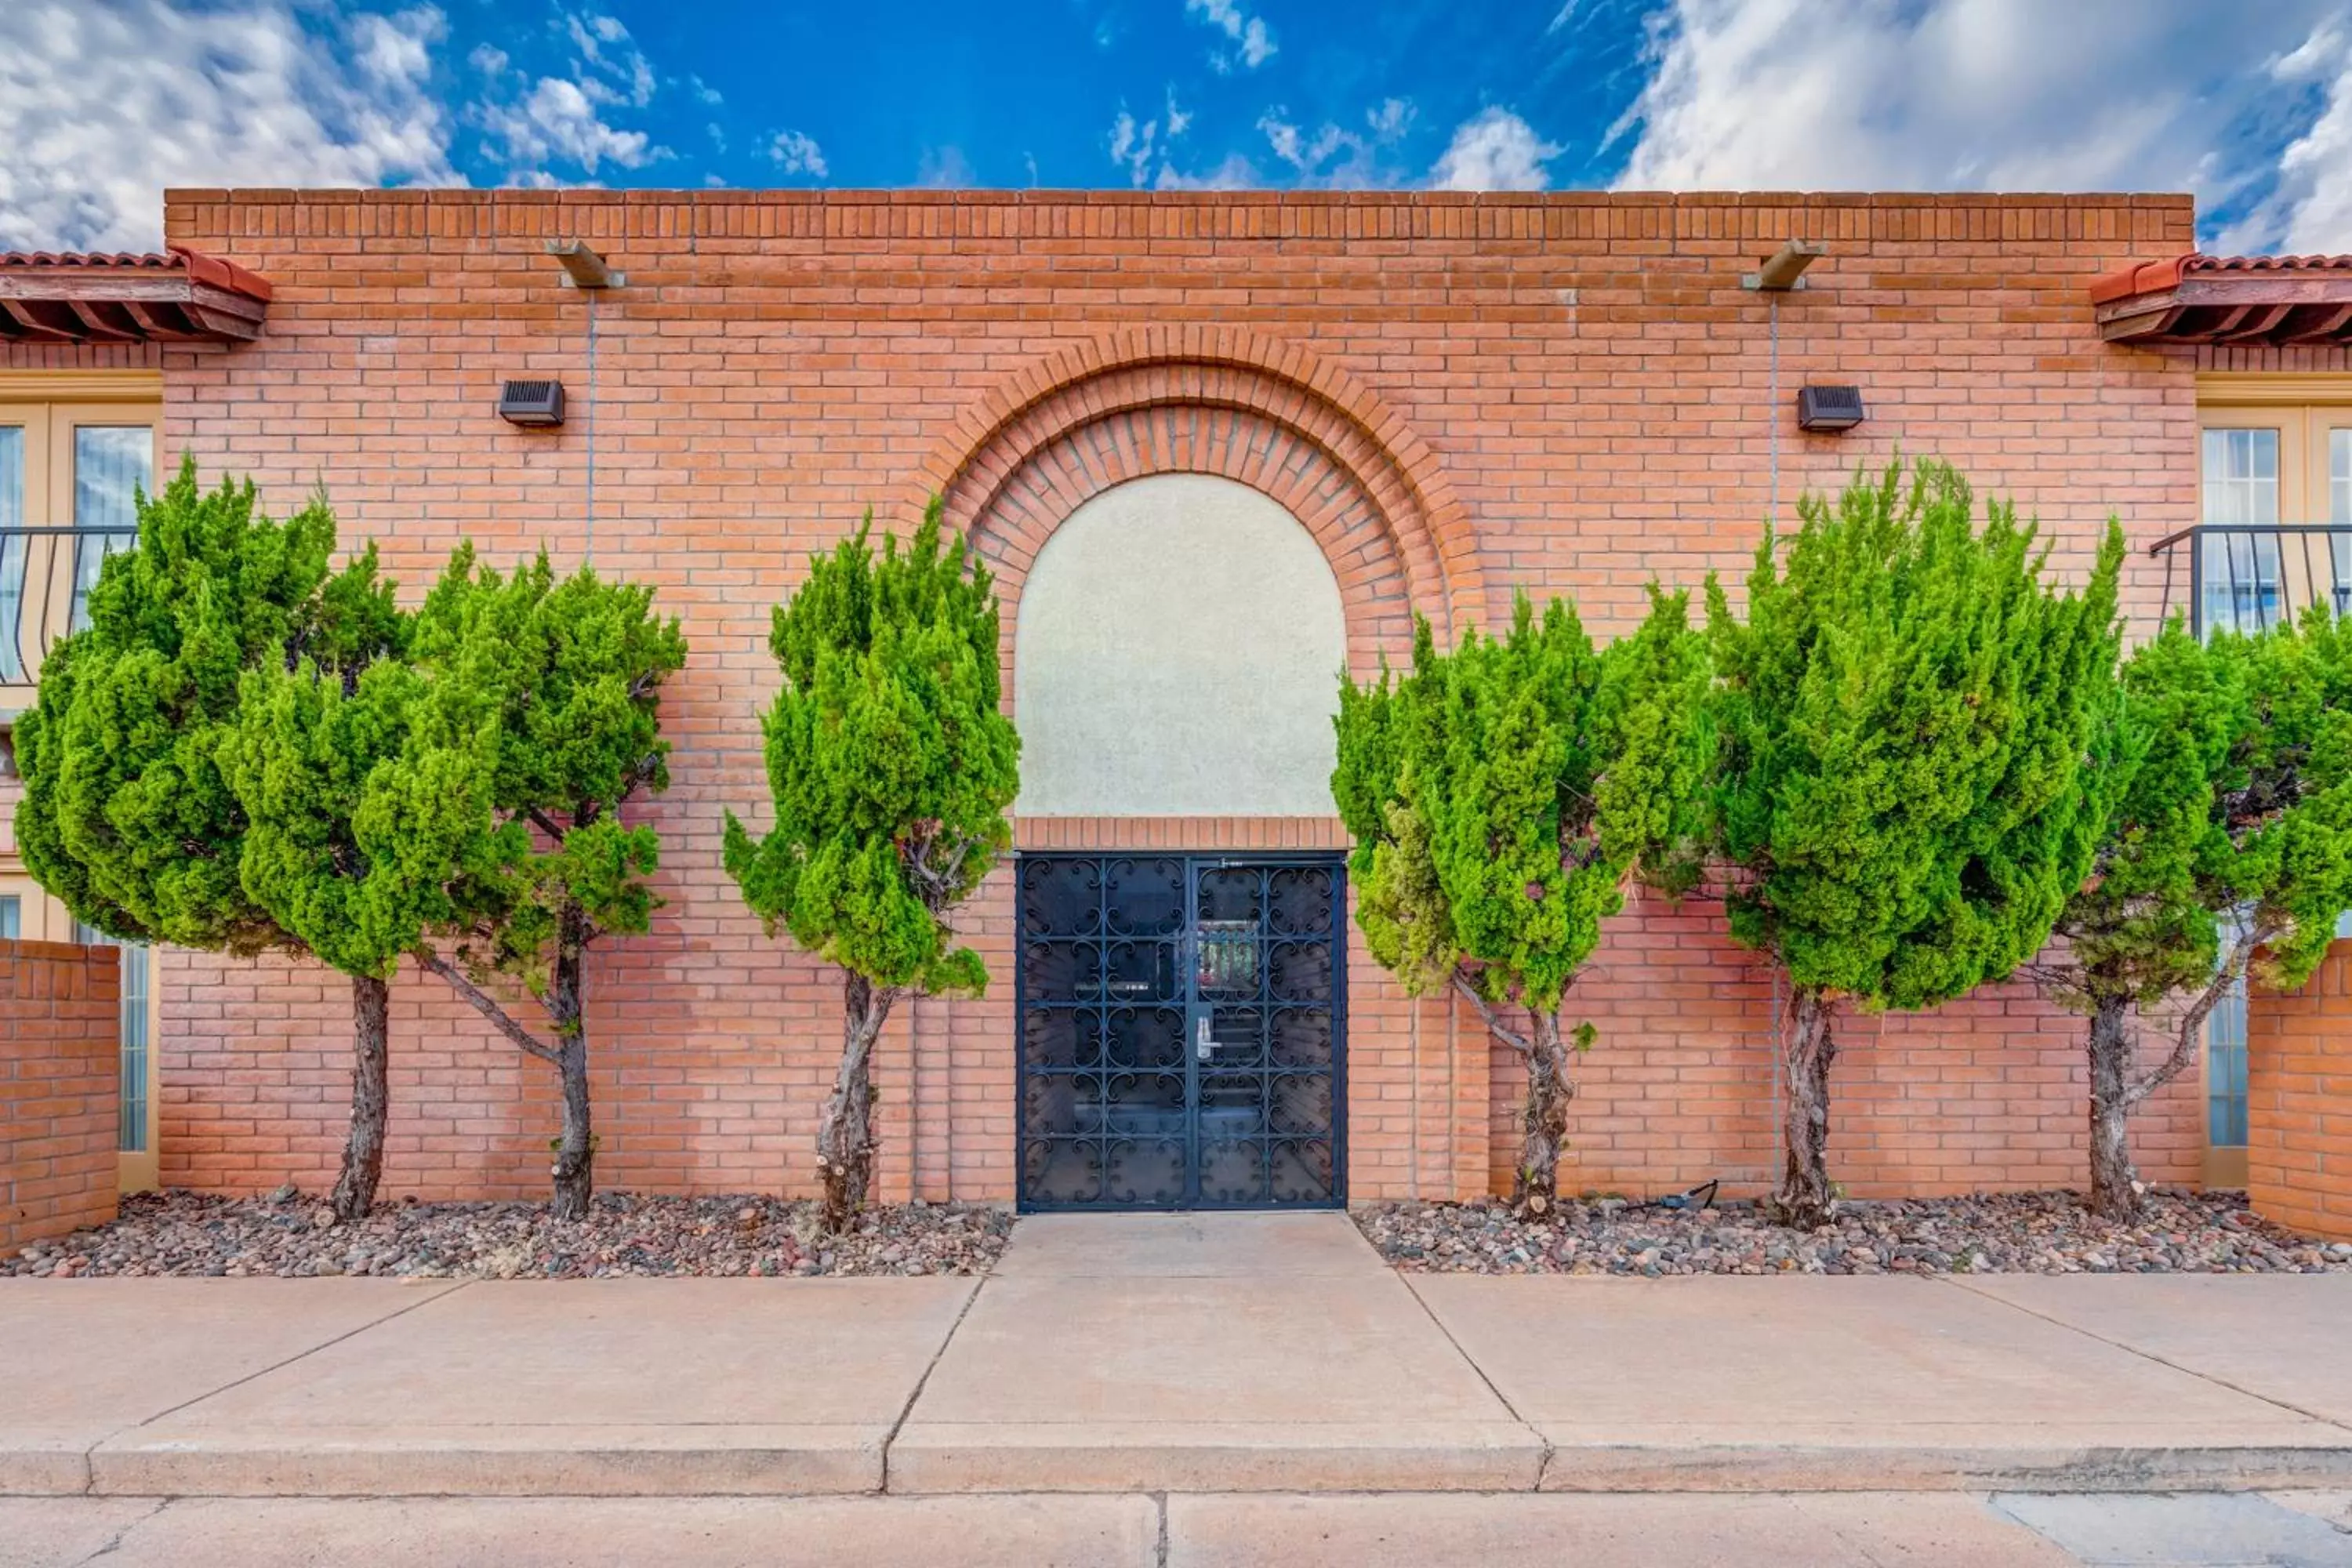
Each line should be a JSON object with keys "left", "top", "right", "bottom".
{"left": 4, "top": 1495, "right": 1159, "bottom": 1568}
{"left": 0, "top": 1279, "right": 460, "bottom": 1493}
{"left": 995, "top": 1211, "right": 1389, "bottom": 1279}
{"left": 895, "top": 1263, "right": 1537, "bottom": 1491}
{"left": 1408, "top": 1275, "right": 2348, "bottom": 1491}
{"left": 93, "top": 1279, "right": 973, "bottom": 1496}
{"left": 1991, "top": 1490, "right": 2352, "bottom": 1566}
{"left": 1955, "top": 1276, "right": 2352, "bottom": 1426}
{"left": 1165, "top": 1492, "right": 2080, "bottom": 1567}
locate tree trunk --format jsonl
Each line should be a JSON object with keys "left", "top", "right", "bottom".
{"left": 2085, "top": 995, "right": 2143, "bottom": 1222}
{"left": 328, "top": 971, "right": 391, "bottom": 1223}
{"left": 819, "top": 972, "right": 895, "bottom": 1232}
{"left": 1771, "top": 985, "right": 1838, "bottom": 1229}
{"left": 547, "top": 928, "right": 595, "bottom": 1221}
{"left": 1512, "top": 1010, "right": 1577, "bottom": 1214}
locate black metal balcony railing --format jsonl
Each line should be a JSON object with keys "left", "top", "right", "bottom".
{"left": 0, "top": 526, "right": 137, "bottom": 685}
{"left": 2149, "top": 524, "right": 2352, "bottom": 640}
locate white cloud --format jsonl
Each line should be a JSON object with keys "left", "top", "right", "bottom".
{"left": 1610, "top": 0, "right": 2351, "bottom": 252}
{"left": 0, "top": 0, "right": 458, "bottom": 252}
{"left": 688, "top": 74, "right": 724, "bottom": 107}
{"left": 767, "top": 129, "right": 828, "bottom": 177}
{"left": 1157, "top": 153, "right": 1261, "bottom": 191}
{"left": 1185, "top": 0, "right": 1277, "bottom": 71}
{"left": 474, "top": 76, "right": 655, "bottom": 176}
{"left": 468, "top": 9, "right": 669, "bottom": 183}
{"left": 2243, "top": 18, "right": 2352, "bottom": 252}
{"left": 1252, "top": 98, "right": 1416, "bottom": 188}
{"left": 1429, "top": 107, "right": 1562, "bottom": 191}
{"left": 1110, "top": 107, "right": 1157, "bottom": 186}
{"left": 918, "top": 145, "right": 976, "bottom": 187}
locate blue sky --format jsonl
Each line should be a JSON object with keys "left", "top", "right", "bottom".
{"left": 5, "top": 0, "right": 2351, "bottom": 256}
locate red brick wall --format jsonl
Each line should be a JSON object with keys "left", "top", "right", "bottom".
{"left": 23, "top": 187, "right": 2332, "bottom": 1206}
{"left": 2249, "top": 942, "right": 2352, "bottom": 1241}
{"left": 0, "top": 940, "right": 119, "bottom": 1253}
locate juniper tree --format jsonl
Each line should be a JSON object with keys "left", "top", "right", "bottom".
{"left": 1704, "top": 458, "right": 2125, "bottom": 1229}
{"left": 2032, "top": 613, "right": 2352, "bottom": 1220}
{"left": 395, "top": 546, "right": 687, "bottom": 1221}
{"left": 1331, "top": 589, "right": 1711, "bottom": 1212}
{"left": 724, "top": 503, "right": 1019, "bottom": 1232}
{"left": 16, "top": 459, "right": 406, "bottom": 1219}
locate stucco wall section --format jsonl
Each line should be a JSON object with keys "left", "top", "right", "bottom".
{"left": 1014, "top": 474, "right": 1346, "bottom": 818}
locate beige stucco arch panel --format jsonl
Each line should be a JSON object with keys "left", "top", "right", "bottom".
{"left": 1013, "top": 473, "right": 1348, "bottom": 817}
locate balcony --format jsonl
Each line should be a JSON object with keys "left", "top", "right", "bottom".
{"left": 2148, "top": 524, "right": 2352, "bottom": 639}
{"left": 0, "top": 526, "right": 136, "bottom": 691}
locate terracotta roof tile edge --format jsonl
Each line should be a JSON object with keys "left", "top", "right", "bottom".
{"left": 2090, "top": 250, "right": 2352, "bottom": 303}
{"left": 0, "top": 245, "right": 271, "bottom": 301}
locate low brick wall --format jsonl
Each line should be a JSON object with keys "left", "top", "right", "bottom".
{"left": 0, "top": 940, "right": 120, "bottom": 1254}
{"left": 2249, "top": 940, "right": 2352, "bottom": 1242}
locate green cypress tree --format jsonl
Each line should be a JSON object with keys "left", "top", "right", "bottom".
{"left": 2034, "top": 612, "right": 2352, "bottom": 1219}
{"left": 391, "top": 546, "right": 688, "bottom": 1220}
{"left": 16, "top": 459, "right": 406, "bottom": 1218}
{"left": 1704, "top": 458, "right": 2125, "bottom": 1228}
{"left": 724, "top": 503, "right": 1019, "bottom": 1231}
{"left": 1331, "top": 588, "right": 1711, "bottom": 1212}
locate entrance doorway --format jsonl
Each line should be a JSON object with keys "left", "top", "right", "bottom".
{"left": 1016, "top": 853, "right": 1345, "bottom": 1211}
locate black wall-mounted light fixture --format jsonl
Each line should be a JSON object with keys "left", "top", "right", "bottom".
{"left": 498, "top": 379, "right": 566, "bottom": 427}
{"left": 1796, "top": 385, "right": 1866, "bottom": 433}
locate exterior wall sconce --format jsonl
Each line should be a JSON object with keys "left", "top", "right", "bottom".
{"left": 1796, "top": 385, "right": 1866, "bottom": 432}
{"left": 498, "top": 379, "right": 566, "bottom": 426}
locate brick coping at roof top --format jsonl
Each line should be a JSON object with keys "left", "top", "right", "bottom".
{"left": 162, "top": 187, "right": 2194, "bottom": 206}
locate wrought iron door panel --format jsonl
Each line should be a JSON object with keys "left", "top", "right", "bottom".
{"left": 1017, "top": 852, "right": 1345, "bottom": 1210}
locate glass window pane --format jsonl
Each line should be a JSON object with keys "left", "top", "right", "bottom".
{"left": 2333, "top": 430, "right": 2350, "bottom": 616}
{"left": 0, "top": 426, "right": 24, "bottom": 684}
{"left": 71, "top": 426, "right": 149, "bottom": 631}
{"left": 2207, "top": 975, "right": 2249, "bottom": 1150}
{"left": 2201, "top": 428, "right": 2280, "bottom": 528}
{"left": 0, "top": 895, "right": 20, "bottom": 939}
{"left": 118, "top": 943, "right": 150, "bottom": 1153}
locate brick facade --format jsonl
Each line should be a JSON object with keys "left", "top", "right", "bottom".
{"left": 15, "top": 187, "right": 2345, "bottom": 1208}
{"left": 2249, "top": 942, "right": 2352, "bottom": 1241}
{"left": 0, "top": 941, "right": 120, "bottom": 1254}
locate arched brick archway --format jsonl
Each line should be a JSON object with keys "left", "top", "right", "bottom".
{"left": 909, "top": 326, "right": 1486, "bottom": 663}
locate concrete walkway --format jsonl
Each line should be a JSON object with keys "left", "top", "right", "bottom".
{"left": 4, "top": 1213, "right": 2352, "bottom": 1499}
{"left": 22, "top": 1491, "right": 2352, "bottom": 1566}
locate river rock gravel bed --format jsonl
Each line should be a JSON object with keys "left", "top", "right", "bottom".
{"left": 1357, "top": 1189, "right": 2352, "bottom": 1276}
{"left": 2, "top": 1189, "right": 1012, "bottom": 1279}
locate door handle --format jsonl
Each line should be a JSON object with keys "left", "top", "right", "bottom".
{"left": 1196, "top": 1014, "right": 1213, "bottom": 1062}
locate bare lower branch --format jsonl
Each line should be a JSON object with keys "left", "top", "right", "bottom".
{"left": 1451, "top": 972, "right": 1532, "bottom": 1055}
{"left": 415, "top": 949, "right": 561, "bottom": 1063}
{"left": 2123, "top": 929, "right": 2267, "bottom": 1112}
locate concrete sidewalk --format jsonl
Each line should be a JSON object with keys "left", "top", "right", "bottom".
{"left": 4, "top": 1213, "right": 2350, "bottom": 1499}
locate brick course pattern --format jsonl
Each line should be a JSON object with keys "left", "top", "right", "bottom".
{"left": 8, "top": 188, "right": 2338, "bottom": 1208}
{"left": 0, "top": 941, "right": 119, "bottom": 1254}
{"left": 2249, "top": 942, "right": 2352, "bottom": 1242}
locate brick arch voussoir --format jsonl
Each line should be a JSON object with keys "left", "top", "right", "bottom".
{"left": 908, "top": 328, "right": 1483, "bottom": 641}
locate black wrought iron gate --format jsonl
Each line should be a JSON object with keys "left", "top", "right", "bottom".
{"left": 1016, "top": 854, "right": 1346, "bottom": 1211}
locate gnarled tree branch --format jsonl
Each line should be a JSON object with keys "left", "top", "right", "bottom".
{"left": 1451, "top": 971, "right": 1532, "bottom": 1056}
{"left": 415, "top": 949, "right": 560, "bottom": 1063}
